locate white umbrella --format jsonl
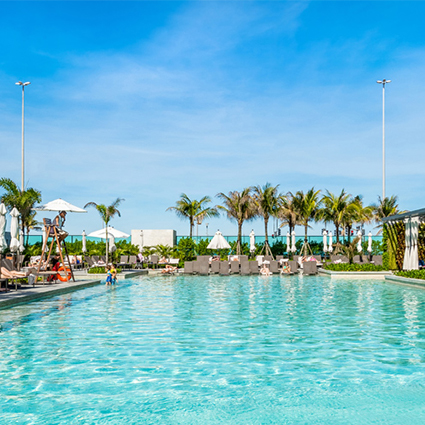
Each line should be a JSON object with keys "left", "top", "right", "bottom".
{"left": 367, "top": 231, "right": 373, "bottom": 253}
{"left": 328, "top": 231, "right": 333, "bottom": 253}
{"left": 0, "top": 203, "right": 7, "bottom": 253}
{"left": 291, "top": 230, "right": 296, "bottom": 253}
{"left": 82, "top": 230, "right": 87, "bottom": 253}
{"left": 322, "top": 230, "right": 328, "bottom": 253}
{"left": 109, "top": 234, "right": 116, "bottom": 253}
{"left": 403, "top": 218, "right": 411, "bottom": 270}
{"left": 207, "top": 231, "right": 231, "bottom": 250}
{"left": 34, "top": 198, "right": 87, "bottom": 213}
{"left": 19, "top": 229, "right": 25, "bottom": 253}
{"left": 410, "top": 217, "right": 419, "bottom": 270}
{"left": 249, "top": 230, "right": 256, "bottom": 253}
{"left": 9, "top": 207, "right": 20, "bottom": 253}
{"left": 286, "top": 232, "right": 290, "bottom": 253}
{"left": 356, "top": 230, "right": 362, "bottom": 253}
{"left": 88, "top": 227, "right": 129, "bottom": 239}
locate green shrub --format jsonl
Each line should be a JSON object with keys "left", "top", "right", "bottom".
{"left": 88, "top": 267, "right": 122, "bottom": 274}
{"left": 394, "top": 270, "right": 425, "bottom": 280}
{"left": 324, "top": 263, "right": 387, "bottom": 272}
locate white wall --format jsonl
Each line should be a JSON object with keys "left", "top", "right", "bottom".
{"left": 131, "top": 229, "right": 177, "bottom": 250}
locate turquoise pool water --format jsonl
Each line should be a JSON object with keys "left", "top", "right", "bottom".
{"left": 1, "top": 275, "right": 425, "bottom": 424}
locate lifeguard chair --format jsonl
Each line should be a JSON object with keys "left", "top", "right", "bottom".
{"left": 36, "top": 218, "right": 75, "bottom": 282}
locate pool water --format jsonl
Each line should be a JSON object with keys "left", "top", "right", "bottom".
{"left": 1, "top": 275, "right": 425, "bottom": 424}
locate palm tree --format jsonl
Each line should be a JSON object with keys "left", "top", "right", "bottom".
{"left": 166, "top": 194, "right": 219, "bottom": 238}
{"left": 344, "top": 195, "right": 374, "bottom": 242}
{"left": 278, "top": 192, "right": 299, "bottom": 235}
{"left": 0, "top": 177, "right": 42, "bottom": 242}
{"left": 292, "top": 187, "right": 322, "bottom": 255}
{"left": 84, "top": 198, "right": 124, "bottom": 264}
{"left": 216, "top": 188, "right": 256, "bottom": 254}
{"left": 24, "top": 211, "right": 42, "bottom": 245}
{"left": 373, "top": 195, "right": 400, "bottom": 234}
{"left": 253, "top": 183, "right": 281, "bottom": 249}
{"left": 321, "top": 189, "right": 354, "bottom": 246}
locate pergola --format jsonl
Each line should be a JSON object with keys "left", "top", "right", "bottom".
{"left": 382, "top": 207, "right": 425, "bottom": 271}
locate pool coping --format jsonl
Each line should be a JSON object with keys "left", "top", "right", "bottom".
{"left": 384, "top": 275, "right": 425, "bottom": 289}
{"left": 318, "top": 269, "right": 392, "bottom": 279}
{"left": 0, "top": 270, "right": 147, "bottom": 310}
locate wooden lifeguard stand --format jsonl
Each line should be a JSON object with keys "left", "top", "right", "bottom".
{"left": 36, "top": 218, "right": 75, "bottom": 282}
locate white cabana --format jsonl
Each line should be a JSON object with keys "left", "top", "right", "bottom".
{"left": 291, "top": 230, "right": 296, "bottom": 253}
{"left": 322, "top": 230, "right": 328, "bottom": 253}
{"left": 34, "top": 198, "right": 87, "bottom": 213}
{"left": 0, "top": 203, "right": 7, "bottom": 254}
{"left": 82, "top": 230, "right": 87, "bottom": 253}
{"left": 367, "top": 231, "right": 373, "bottom": 253}
{"left": 356, "top": 230, "right": 362, "bottom": 253}
{"left": 207, "top": 231, "right": 231, "bottom": 250}
{"left": 249, "top": 230, "right": 256, "bottom": 253}
{"left": 328, "top": 231, "right": 333, "bottom": 253}
{"left": 9, "top": 207, "right": 20, "bottom": 253}
{"left": 88, "top": 227, "right": 129, "bottom": 239}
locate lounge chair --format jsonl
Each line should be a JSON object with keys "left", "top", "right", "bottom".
{"left": 288, "top": 260, "right": 298, "bottom": 273}
{"left": 276, "top": 255, "right": 283, "bottom": 262}
{"left": 249, "top": 261, "right": 259, "bottom": 274}
{"left": 184, "top": 262, "right": 194, "bottom": 274}
{"left": 239, "top": 255, "right": 248, "bottom": 261}
{"left": 230, "top": 261, "right": 240, "bottom": 274}
{"left": 270, "top": 260, "right": 279, "bottom": 274}
{"left": 151, "top": 255, "right": 159, "bottom": 269}
{"left": 198, "top": 261, "right": 209, "bottom": 275}
{"left": 128, "top": 255, "right": 137, "bottom": 268}
{"left": 219, "top": 261, "right": 229, "bottom": 275}
{"left": 118, "top": 255, "right": 129, "bottom": 268}
{"left": 303, "top": 261, "right": 317, "bottom": 275}
{"left": 240, "top": 261, "right": 250, "bottom": 275}
{"left": 264, "top": 255, "right": 273, "bottom": 262}
{"left": 371, "top": 255, "right": 383, "bottom": 266}
{"left": 211, "top": 261, "right": 220, "bottom": 274}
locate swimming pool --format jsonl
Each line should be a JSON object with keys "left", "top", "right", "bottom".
{"left": 1, "top": 274, "right": 425, "bottom": 424}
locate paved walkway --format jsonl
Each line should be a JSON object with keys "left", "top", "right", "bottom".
{"left": 0, "top": 270, "right": 147, "bottom": 310}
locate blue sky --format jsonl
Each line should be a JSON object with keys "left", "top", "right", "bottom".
{"left": 1, "top": 1, "right": 425, "bottom": 238}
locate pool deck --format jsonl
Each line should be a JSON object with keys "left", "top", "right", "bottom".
{"left": 385, "top": 274, "right": 425, "bottom": 289}
{"left": 318, "top": 269, "right": 393, "bottom": 279}
{"left": 0, "top": 270, "right": 148, "bottom": 310}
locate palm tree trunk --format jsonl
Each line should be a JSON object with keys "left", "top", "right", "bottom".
{"left": 237, "top": 221, "right": 243, "bottom": 255}
{"left": 264, "top": 216, "right": 269, "bottom": 244}
{"left": 189, "top": 217, "right": 193, "bottom": 239}
{"left": 304, "top": 223, "right": 308, "bottom": 256}
{"left": 335, "top": 224, "right": 340, "bottom": 244}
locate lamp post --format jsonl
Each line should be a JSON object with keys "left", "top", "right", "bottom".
{"left": 376, "top": 79, "right": 391, "bottom": 200}
{"left": 15, "top": 81, "right": 31, "bottom": 191}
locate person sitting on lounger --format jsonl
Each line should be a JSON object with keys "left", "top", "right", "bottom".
{"left": 0, "top": 267, "right": 32, "bottom": 279}
{"left": 161, "top": 264, "right": 177, "bottom": 274}
{"left": 260, "top": 264, "right": 272, "bottom": 276}
{"left": 281, "top": 263, "right": 291, "bottom": 274}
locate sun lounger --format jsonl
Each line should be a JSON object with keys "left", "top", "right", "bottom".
{"left": 276, "top": 255, "right": 283, "bottom": 262}
{"left": 128, "top": 255, "right": 137, "bottom": 268}
{"left": 288, "top": 260, "right": 298, "bottom": 273}
{"left": 264, "top": 255, "right": 273, "bottom": 262}
{"left": 219, "top": 261, "right": 229, "bottom": 275}
{"left": 239, "top": 255, "right": 248, "bottom": 261}
{"left": 303, "top": 261, "right": 317, "bottom": 275}
{"left": 370, "top": 255, "right": 383, "bottom": 266}
{"left": 198, "top": 261, "right": 209, "bottom": 275}
{"left": 240, "top": 261, "right": 250, "bottom": 275}
{"left": 118, "top": 255, "right": 129, "bottom": 268}
{"left": 151, "top": 255, "right": 159, "bottom": 269}
{"left": 184, "top": 261, "right": 194, "bottom": 274}
{"left": 230, "top": 261, "right": 240, "bottom": 274}
{"left": 270, "top": 260, "right": 279, "bottom": 274}
{"left": 211, "top": 261, "right": 220, "bottom": 274}
{"left": 249, "top": 261, "right": 259, "bottom": 274}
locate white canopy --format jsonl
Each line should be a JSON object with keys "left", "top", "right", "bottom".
{"left": 328, "top": 231, "right": 333, "bottom": 253}
{"left": 88, "top": 227, "right": 129, "bottom": 239}
{"left": 249, "top": 230, "right": 256, "bottom": 253}
{"left": 367, "top": 231, "right": 373, "bottom": 253}
{"left": 356, "top": 230, "right": 362, "bottom": 253}
{"left": 9, "top": 207, "right": 20, "bottom": 253}
{"left": 207, "top": 231, "right": 231, "bottom": 250}
{"left": 34, "top": 198, "right": 87, "bottom": 213}
{"left": 0, "top": 203, "right": 7, "bottom": 253}
{"left": 323, "top": 230, "right": 328, "bottom": 253}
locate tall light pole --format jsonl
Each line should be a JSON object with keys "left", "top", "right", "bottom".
{"left": 15, "top": 81, "right": 31, "bottom": 191}
{"left": 376, "top": 79, "right": 391, "bottom": 200}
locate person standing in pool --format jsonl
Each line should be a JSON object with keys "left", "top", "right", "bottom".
{"left": 111, "top": 264, "right": 118, "bottom": 285}
{"left": 106, "top": 265, "right": 113, "bottom": 285}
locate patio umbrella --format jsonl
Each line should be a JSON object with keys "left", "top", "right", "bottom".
{"left": 286, "top": 232, "right": 290, "bottom": 253}
{"left": 356, "top": 230, "right": 362, "bottom": 253}
{"left": 34, "top": 198, "right": 87, "bottom": 213}
{"left": 322, "top": 230, "right": 328, "bottom": 253}
{"left": 328, "top": 231, "right": 333, "bottom": 253}
{"left": 403, "top": 218, "right": 411, "bottom": 270}
{"left": 291, "top": 230, "right": 296, "bottom": 253}
{"left": 0, "top": 203, "right": 7, "bottom": 254}
{"left": 19, "top": 229, "right": 25, "bottom": 253}
{"left": 82, "top": 230, "right": 87, "bottom": 253}
{"left": 88, "top": 227, "right": 129, "bottom": 239}
{"left": 410, "top": 217, "right": 419, "bottom": 270}
{"left": 207, "top": 231, "right": 231, "bottom": 250}
{"left": 367, "top": 232, "right": 373, "bottom": 253}
{"left": 249, "top": 230, "right": 256, "bottom": 253}
{"left": 9, "top": 207, "right": 20, "bottom": 253}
